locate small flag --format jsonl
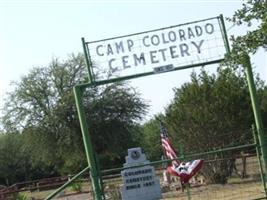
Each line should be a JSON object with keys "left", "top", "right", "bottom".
{"left": 160, "top": 122, "right": 179, "bottom": 166}
{"left": 159, "top": 122, "right": 204, "bottom": 184}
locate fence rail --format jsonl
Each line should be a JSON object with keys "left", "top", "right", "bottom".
{"left": 1, "top": 141, "right": 266, "bottom": 200}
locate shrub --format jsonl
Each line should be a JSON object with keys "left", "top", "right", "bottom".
{"left": 70, "top": 181, "right": 83, "bottom": 193}
{"left": 13, "top": 192, "right": 28, "bottom": 200}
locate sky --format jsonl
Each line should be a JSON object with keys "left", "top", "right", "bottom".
{"left": 0, "top": 0, "right": 266, "bottom": 121}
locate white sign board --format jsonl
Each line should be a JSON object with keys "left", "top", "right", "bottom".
{"left": 120, "top": 147, "right": 162, "bottom": 200}
{"left": 86, "top": 16, "right": 227, "bottom": 81}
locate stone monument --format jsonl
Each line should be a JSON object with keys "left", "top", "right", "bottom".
{"left": 120, "top": 147, "right": 162, "bottom": 200}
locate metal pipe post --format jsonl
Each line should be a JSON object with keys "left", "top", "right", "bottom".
{"left": 219, "top": 14, "right": 230, "bottom": 54}
{"left": 82, "top": 37, "right": 94, "bottom": 83}
{"left": 45, "top": 166, "right": 90, "bottom": 200}
{"left": 243, "top": 53, "right": 267, "bottom": 179}
{"left": 252, "top": 125, "right": 267, "bottom": 196}
{"left": 74, "top": 86, "right": 103, "bottom": 200}
{"left": 186, "top": 183, "right": 192, "bottom": 200}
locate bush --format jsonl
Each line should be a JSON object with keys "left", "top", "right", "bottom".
{"left": 202, "top": 156, "right": 235, "bottom": 184}
{"left": 13, "top": 192, "right": 28, "bottom": 200}
{"left": 211, "top": 172, "right": 228, "bottom": 184}
{"left": 70, "top": 181, "right": 83, "bottom": 193}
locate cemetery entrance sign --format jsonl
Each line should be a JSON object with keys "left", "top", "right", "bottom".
{"left": 83, "top": 15, "right": 229, "bottom": 82}
{"left": 77, "top": 15, "right": 229, "bottom": 200}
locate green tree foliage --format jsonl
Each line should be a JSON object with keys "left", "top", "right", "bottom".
{"left": 165, "top": 68, "right": 256, "bottom": 152}
{"left": 0, "top": 133, "right": 31, "bottom": 185}
{"left": 139, "top": 114, "right": 165, "bottom": 161}
{"left": 84, "top": 82, "right": 148, "bottom": 168}
{"left": 2, "top": 54, "right": 88, "bottom": 175}
{"left": 140, "top": 0, "right": 267, "bottom": 183}
{"left": 1, "top": 53, "right": 148, "bottom": 181}
{"left": 226, "top": 0, "right": 267, "bottom": 64}
{"left": 225, "top": 0, "right": 267, "bottom": 129}
{"left": 163, "top": 68, "right": 266, "bottom": 183}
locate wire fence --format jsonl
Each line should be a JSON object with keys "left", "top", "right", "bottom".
{"left": 102, "top": 143, "right": 266, "bottom": 200}
{"left": 1, "top": 130, "right": 266, "bottom": 200}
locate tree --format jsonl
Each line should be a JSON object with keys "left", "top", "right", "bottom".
{"left": 166, "top": 68, "right": 256, "bottom": 150}
{"left": 226, "top": 0, "right": 267, "bottom": 64}
{"left": 2, "top": 54, "right": 88, "bottom": 175}
{"left": 164, "top": 67, "right": 266, "bottom": 183}
{"left": 1, "top": 53, "right": 148, "bottom": 178}
{"left": 0, "top": 133, "right": 31, "bottom": 185}
{"left": 83, "top": 82, "right": 148, "bottom": 168}
{"left": 226, "top": 0, "right": 267, "bottom": 129}
{"left": 138, "top": 114, "right": 165, "bottom": 161}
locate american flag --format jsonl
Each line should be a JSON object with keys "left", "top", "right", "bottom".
{"left": 160, "top": 122, "right": 180, "bottom": 167}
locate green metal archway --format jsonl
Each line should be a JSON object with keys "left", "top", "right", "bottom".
{"left": 46, "top": 14, "right": 267, "bottom": 200}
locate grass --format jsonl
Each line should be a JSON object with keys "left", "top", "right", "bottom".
{"left": 164, "top": 180, "right": 265, "bottom": 200}
{"left": 16, "top": 156, "right": 267, "bottom": 199}
{"left": 162, "top": 156, "right": 266, "bottom": 200}
{"left": 21, "top": 181, "right": 91, "bottom": 200}
{"left": 21, "top": 179, "right": 265, "bottom": 200}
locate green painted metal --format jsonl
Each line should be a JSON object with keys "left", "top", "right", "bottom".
{"left": 74, "top": 86, "right": 103, "bottom": 200}
{"left": 43, "top": 15, "right": 266, "bottom": 200}
{"left": 179, "top": 143, "right": 191, "bottom": 199}
{"left": 97, "top": 59, "right": 224, "bottom": 86}
{"left": 219, "top": 14, "right": 231, "bottom": 54}
{"left": 76, "top": 59, "right": 224, "bottom": 90}
{"left": 94, "top": 152, "right": 106, "bottom": 200}
{"left": 186, "top": 183, "right": 192, "bottom": 200}
{"left": 82, "top": 37, "right": 94, "bottom": 83}
{"left": 252, "top": 125, "right": 267, "bottom": 196}
{"left": 44, "top": 142, "right": 258, "bottom": 199}
{"left": 75, "top": 15, "right": 267, "bottom": 200}
{"left": 45, "top": 166, "right": 90, "bottom": 200}
{"left": 243, "top": 53, "right": 267, "bottom": 180}
{"left": 101, "top": 143, "right": 256, "bottom": 175}
{"left": 84, "top": 15, "right": 227, "bottom": 83}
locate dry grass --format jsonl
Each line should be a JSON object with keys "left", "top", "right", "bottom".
{"left": 163, "top": 180, "right": 265, "bottom": 200}
{"left": 21, "top": 156, "right": 267, "bottom": 199}
{"left": 162, "top": 156, "right": 266, "bottom": 200}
